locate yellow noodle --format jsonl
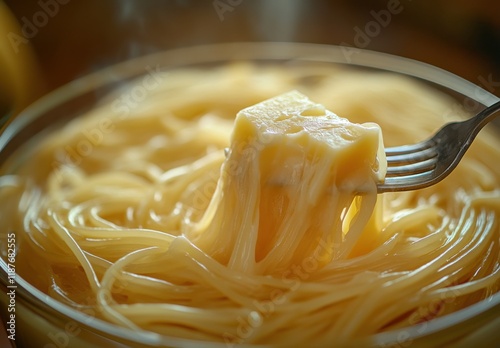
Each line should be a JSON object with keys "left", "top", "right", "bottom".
{"left": 0, "top": 63, "right": 499, "bottom": 347}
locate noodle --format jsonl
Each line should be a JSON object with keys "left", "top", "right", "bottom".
{"left": 0, "top": 63, "right": 499, "bottom": 346}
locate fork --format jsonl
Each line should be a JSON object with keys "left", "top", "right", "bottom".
{"left": 377, "top": 100, "right": 500, "bottom": 193}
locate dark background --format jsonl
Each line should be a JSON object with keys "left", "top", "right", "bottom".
{"left": 2, "top": 0, "right": 500, "bottom": 112}
{"left": 0, "top": 1, "right": 499, "bottom": 346}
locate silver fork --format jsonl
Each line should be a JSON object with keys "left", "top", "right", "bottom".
{"left": 378, "top": 101, "right": 500, "bottom": 193}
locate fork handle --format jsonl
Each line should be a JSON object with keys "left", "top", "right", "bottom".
{"left": 470, "top": 100, "right": 500, "bottom": 133}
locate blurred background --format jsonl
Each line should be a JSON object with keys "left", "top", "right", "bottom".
{"left": 0, "top": 1, "right": 498, "bottom": 346}
{"left": 1, "top": 0, "right": 499, "bottom": 123}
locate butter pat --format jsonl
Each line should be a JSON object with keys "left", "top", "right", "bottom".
{"left": 193, "top": 91, "right": 386, "bottom": 273}
{"left": 231, "top": 90, "right": 386, "bottom": 189}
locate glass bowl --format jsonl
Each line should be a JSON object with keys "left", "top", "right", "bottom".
{"left": 0, "top": 42, "right": 499, "bottom": 348}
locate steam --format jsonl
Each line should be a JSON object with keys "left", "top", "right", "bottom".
{"left": 253, "top": 0, "right": 308, "bottom": 41}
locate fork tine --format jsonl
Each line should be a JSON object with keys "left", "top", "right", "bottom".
{"left": 377, "top": 171, "right": 436, "bottom": 192}
{"left": 384, "top": 140, "right": 434, "bottom": 156}
{"left": 386, "top": 157, "right": 437, "bottom": 176}
{"left": 386, "top": 147, "right": 438, "bottom": 164}
{"left": 378, "top": 101, "right": 500, "bottom": 193}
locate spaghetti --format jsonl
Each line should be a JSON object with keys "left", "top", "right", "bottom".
{"left": 0, "top": 63, "right": 499, "bottom": 346}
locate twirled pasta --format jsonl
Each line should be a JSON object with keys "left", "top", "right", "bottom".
{"left": 0, "top": 63, "right": 499, "bottom": 346}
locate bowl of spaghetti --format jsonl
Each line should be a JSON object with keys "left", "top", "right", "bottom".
{"left": 0, "top": 43, "right": 499, "bottom": 348}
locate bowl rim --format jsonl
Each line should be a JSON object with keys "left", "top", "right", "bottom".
{"left": 1, "top": 42, "right": 499, "bottom": 347}
{"left": 2, "top": 42, "right": 499, "bottom": 150}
